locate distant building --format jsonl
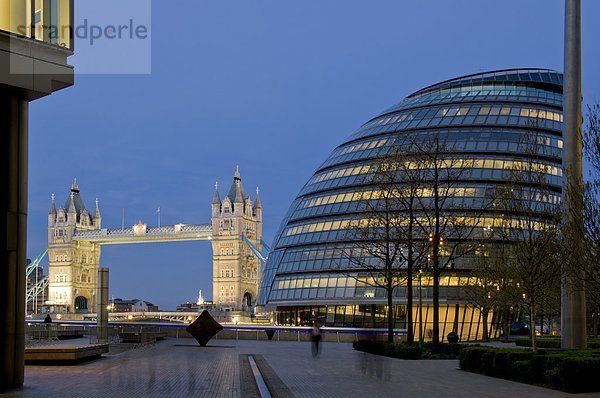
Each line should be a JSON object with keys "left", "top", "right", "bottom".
{"left": 111, "top": 298, "right": 158, "bottom": 312}
{"left": 176, "top": 300, "right": 215, "bottom": 312}
{"left": 176, "top": 302, "right": 199, "bottom": 312}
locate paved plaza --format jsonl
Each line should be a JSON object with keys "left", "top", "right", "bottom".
{"left": 3, "top": 338, "right": 600, "bottom": 397}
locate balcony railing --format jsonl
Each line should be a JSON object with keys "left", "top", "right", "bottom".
{"left": 0, "top": 0, "right": 73, "bottom": 50}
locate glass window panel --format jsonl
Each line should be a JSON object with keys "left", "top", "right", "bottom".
{"left": 457, "top": 107, "right": 470, "bottom": 116}
{"left": 489, "top": 106, "right": 501, "bottom": 115}
{"left": 446, "top": 108, "right": 458, "bottom": 117}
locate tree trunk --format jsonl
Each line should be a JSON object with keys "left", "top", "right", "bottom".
{"left": 406, "top": 257, "right": 414, "bottom": 344}
{"left": 387, "top": 286, "right": 394, "bottom": 343}
{"left": 432, "top": 269, "right": 440, "bottom": 350}
{"left": 503, "top": 306, "right": 510, "bottom": 343}
{"left": 530, "top": 302, "right": 537, "bottom": 353}
{"left": 482, "top": 310, "right": 489, "bottom": 342}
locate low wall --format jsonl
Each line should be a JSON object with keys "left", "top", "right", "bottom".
{"left": 25, "top": 321, "right": 407, "bottom": 344}
{"left": 165, "top": 328, "right": 405, "bottom": 343}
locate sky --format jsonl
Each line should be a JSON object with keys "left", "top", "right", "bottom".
{"left": 27, "top": 0, "right": 600, "bottom": 310}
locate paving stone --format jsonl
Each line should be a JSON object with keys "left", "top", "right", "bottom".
{"left": 4, "top": 338, "right": 600, "bottom": 397}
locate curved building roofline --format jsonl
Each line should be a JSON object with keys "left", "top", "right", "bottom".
{"left": 408, "top": 68, "right": 562, "bottom": 99}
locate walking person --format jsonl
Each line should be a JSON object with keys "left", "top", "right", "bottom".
{"left": 311, "top": 322, "right": 322, "bottom": 357}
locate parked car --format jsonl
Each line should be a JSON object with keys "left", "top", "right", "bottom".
{"left": 510, "top": 321, "right": 531, "bottom": 336}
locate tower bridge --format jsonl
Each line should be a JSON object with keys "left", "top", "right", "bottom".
{"left": 72, "top": 223, "right": 213, "bottom": 245}
{"left": 46, "top": 168, "right": 263, "bottom": 315}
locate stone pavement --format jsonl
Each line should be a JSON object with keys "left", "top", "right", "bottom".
{"left": 3, "top": 338, "right": 600, "bottom": 397}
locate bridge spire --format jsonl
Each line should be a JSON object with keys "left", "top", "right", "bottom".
{"left": 253, "top": 187, "right": 262, "bottom": 209}
{"left": 67, "top": 191, "right": 76, "bottom": 214}
{"left": 228, "top": 166, "right": 246, "bottom": 204}
{"left": 213, "top": 180, "right": 221, "bottom": 205}
{"left": 49, "top": 193, "right": 56, "bottom": 215}
{"left": 93, "top": 198, "right": 101, "bottom": 227}
{"left": 71, "top": 177, "right": 79, "bottom": 192}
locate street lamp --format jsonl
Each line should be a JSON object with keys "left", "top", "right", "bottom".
{"left": 418, "top": 251, "right": 432, "bottom": 347}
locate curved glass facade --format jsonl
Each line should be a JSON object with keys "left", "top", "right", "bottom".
{"left": 259, "top": 69, "right": 563, "bottom": 339}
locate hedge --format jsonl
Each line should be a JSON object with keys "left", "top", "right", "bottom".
{"left": 515, "top": 338, "right": 600, "bottom": 349}
{"left": 459, "top": 346, "right": 600, "bottom": 393}
{"left": 515, "top": 338, "right": 560, "bottom": 348}
{"left": 353, "top": 340, "right": 462, "bottom": 360}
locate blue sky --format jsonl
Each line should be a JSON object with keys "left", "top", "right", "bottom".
{"left": 27, "top": 0, "right": 600, "bottom": 309}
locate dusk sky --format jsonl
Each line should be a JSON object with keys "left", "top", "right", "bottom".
{"left": 27, "top": 0, "right": 600, "bottom": 310}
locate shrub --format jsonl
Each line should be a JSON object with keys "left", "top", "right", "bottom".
{"left": 353, "top": 340, "right": 423, "bottom": 360}
{"left": 418, "top": 342, "right": 462, "bottom": 359}
{"left": 459, "top": 346, "right": 600, "bottom": 393}
{"left": 511, "top": 360, "right": 534, "bottom": 381}
{"left": 556, "top": 357, "right": 600, "bottom": 393}
{"left": 393, "top": 344, "right": 422, "bottom": 360}
{"left": 588, "top": 340, "right": 600, "bottom": 349}
{"left": 514, "top": 338, "right": 530, "bottom": 347}
{"left": 353, "top": 340, "right": 385, "bottom": 355}
{"left": 481, "top": 350, "right": 496, "bottom": 375}
{"left": 507, "top": 350, "right": 535, "bottom": 362}
{"left": 514, "top": 338, "right": 560, "bottom": 348}
{"left": 515, "top": 337, "right": 600, "bottom": 349}
{"left": 436, "top": 343, "right": 463, "bottom": 357}
{"left": 459, "top": 346, "right": 492, "bottom": 372}
{"left": 492, "top": 351, "right": 510, "bottom": 378}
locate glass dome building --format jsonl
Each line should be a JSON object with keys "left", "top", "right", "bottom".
{"left": 259, "top": 69, "right": 564, "bottom": 341}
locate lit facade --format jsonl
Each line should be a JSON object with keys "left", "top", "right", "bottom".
{"left": 46, "top": 169, "right": 263, "bottom": 313}
{"left": 47, "top": 180, "right": 102, "bottom": 314}
{"left": 1, "top": 0, "right": 74, "bottom": 387}
{"left": 259, "top": 69, "right": 564, "bottom": 341}
{"left": 212, "top": 169, "right": 263, "bottom": 310}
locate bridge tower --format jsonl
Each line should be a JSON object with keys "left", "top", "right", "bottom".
{"left": 47, "top": 180, "right": 101, "bottom": 314}
{"left": 211, "top": 168, "right": 262, "bottom": 311}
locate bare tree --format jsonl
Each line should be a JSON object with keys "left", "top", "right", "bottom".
{"left": 460, "top": 240, "right": 514, "bottom": 342}
{"left": 343, "top": 155, "right": 409, "bottom": 343}
{"left": 389, "top": 144, "right": 430, "bottom": 344}
{"left": 584, "top": 105, "right": 600, "bottom": 316}
{"left": 343, "top": 144, "right": 428, "bottom": 343}
{"left": 495, "top": 129, "right": 562, "bottom": 352}
{"left": 571, "top": 104, "right": 600, "bottom": 336}
{"left": 413, "top": 136, "right": 483, "bottom": 349}
{"left": 584, "top": 104, "right": 600, "bottom": 171}
{"left": 556, "top": 104, "right": 600, "bottom": 340}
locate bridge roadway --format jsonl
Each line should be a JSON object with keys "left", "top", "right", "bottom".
{"left": 83, "top": 311, "right": 217, "bottom": 323}
{"left": 72, "top": 224, "right": 213, "bottom": 245}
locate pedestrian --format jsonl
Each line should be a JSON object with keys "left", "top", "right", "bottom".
{"left": 44, "top": 313, "right": 52, "bottom": 330}
{"left": 311, "top": 322, "right": 322, "bottom": 357}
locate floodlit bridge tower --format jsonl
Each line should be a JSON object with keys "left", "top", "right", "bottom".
{"left": 45, "top": 169, "right": 263, "bottom": 314}
{"left": 47, "top": 180, "right": 102, "bottom": 314}
{"left": 212, "top": 168, "right": 262, "bottom": 311}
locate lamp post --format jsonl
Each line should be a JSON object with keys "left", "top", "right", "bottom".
{"left": 561, "top": 0, "right": 587, "bottom": 349}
